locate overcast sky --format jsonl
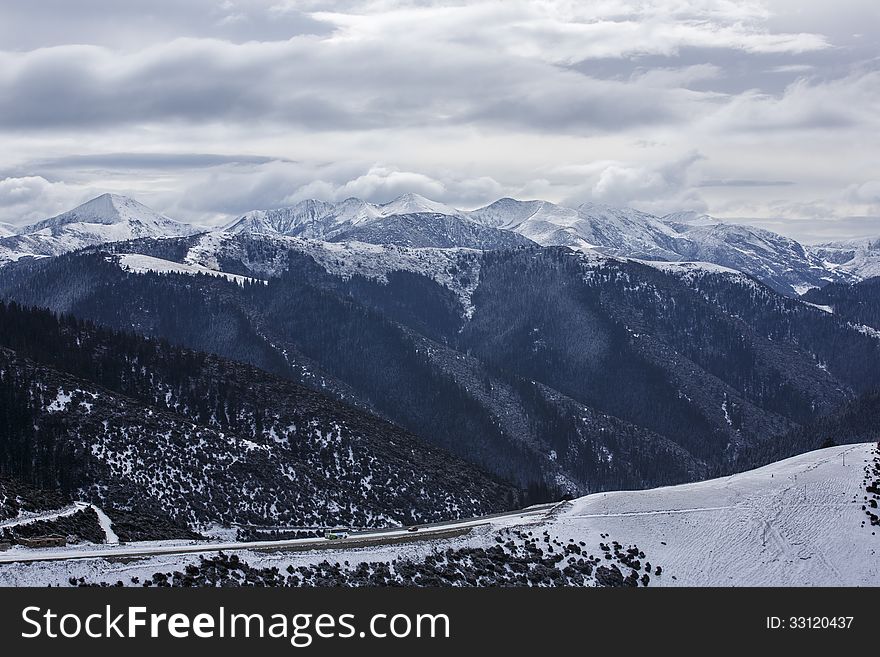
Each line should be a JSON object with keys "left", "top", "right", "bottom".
{"left": 0, "top": 0, "right": 878, "bottom": 242}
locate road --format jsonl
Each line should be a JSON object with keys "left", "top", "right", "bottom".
{"left": 0, "top": 502, "right": 561, "bottom": 564}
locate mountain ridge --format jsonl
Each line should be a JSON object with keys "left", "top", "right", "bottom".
{"left": 3, "top": 192, "right": 879, "bottom": 295}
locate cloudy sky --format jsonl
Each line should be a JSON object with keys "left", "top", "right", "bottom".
{"left": 0, "top": 0, "right": 878, "bottom": 242}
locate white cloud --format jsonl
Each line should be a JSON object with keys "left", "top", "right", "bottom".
{"left": 846, "top": 180, "right": 880, "bottom": 205}
{"left": 0, "top": 176, "right": 92, "bottom": 223}
{"left": 313, "top": 1, "right": 829, "bottom": 64}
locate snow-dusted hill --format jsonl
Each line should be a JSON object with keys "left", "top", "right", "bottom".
{"left": 166, "top": 231, "right": 487, "bottom": 314}
{"left": 0, "top": 222, "right": 16, "bottom": 238}
{"left": 24, "top": 194, "right": 189, "bottom": 235}
{"left": 810, "top": 237, "right": 880, "bottom": 282}
{"left": 217, "top": 192, "right": 863, "bottom": 296}
{"left": 113, "top": 253, "right": 265, "bottom": 286}
{"left": 2, "top": 443, "right": 876, "bottom": 586}
{"left": 377, "top": 192, "right": 464, "bottom": 219}
{"left": 0, "top": 194, "right": 200, "bottom": 266}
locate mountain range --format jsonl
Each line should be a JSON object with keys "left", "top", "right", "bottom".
{"left": 1, "top": 190, "right": 879, "bottom": 538}
{"left": 4, "top": 227, "right": 880, "bottom": 498}
{"left": 3, "top": 192, "right": 878, "bottom": 296}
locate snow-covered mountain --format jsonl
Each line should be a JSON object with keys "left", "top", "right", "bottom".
{"left": 225, "top": 193, "right": 522, "bottom": 249}
{"left": 23, "top": 193, "right": 191, "bottom": 235}
{"left": 666, "top": 222, "right": 836, "bottom": 295}
{"left": 2, "top": 191, "right": 875, "bottom": 296}
{"left": 377, "top": 192, "right": 464, "bottom": 218}
{"left": 225, "top": 193, "right": 463, "bottom": 239}
{"left": 0, "top": 222, "right": 16, "bottom": 238}
{"left": 226, "top": 199, "right": 338, "bottom": 236}
{"left": 809, "top": 237, "right": 880, "bottom": 282}
{"left": 0, "top": 194, "right": 200, "bottom": 266}
{"left": 468, "top": 198, "right": 842, "bottom": 295}
{"left": 470, "top": 199, "right": 687, "bottom": 259}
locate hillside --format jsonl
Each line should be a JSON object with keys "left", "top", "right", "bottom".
{"left": 1, "top": 443, "right": 875, "bottom": 587}
{"left": 802, "top": 276, "right": 880, "bottom": 332}
{"left": 0, "top": 302, "right": 520, "bottom": 532}
{"left": 810, "top": 238, "right": 880, "bottom": 282}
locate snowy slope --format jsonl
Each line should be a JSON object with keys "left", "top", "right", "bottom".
{"left": 224, "top": 200, "right": 337, "bottom": 236}
{"left": 0, "top": 222, "right": 16, "bottom": 238}
{"left": 225, "top": 194, "right": 462, "bottom": 239}
{"left": 550, "top": 443, "right": 878, "bottom": 586}
{"left": 0, "top": 501, "right": 118, "bottom": 544}
{"left": 569, "top": 201, "right": 686, "bottom": 260}
{"left": 0, "top": 194, "right": 201, "bottom": 266}
{"left": 376, "top": 192, "right": 463, "bottom": 218}
{"left": 469, "top": 199, "right": 840, "bottom": 295}
{"left": 114, "top": 253, "right": 265, "bottom": 286}
{"left": 326, "top": 213, "right": 533, "bottom": 249}
{"left": 183, "top": 232, "right": 485, "bottom": 314}
{"left": 469, "top": 198, "right": 670, "bottom": 257}
{"left": 469, "top": 198, "right": 684, "bottom": 258}
{"left": 225, "top": 194, "right": 483, "bottom": 247}
{"left": 24, "top": 194, "right": 195, "bottom": 237}
{"left": 669, "top": 222, "right": 836, "bottom": 296}
{"left": 810, "top": 237, "right": 880, "bottom": 281}
{"left": 2, "top": 444, "right": 875, "bottom": 586}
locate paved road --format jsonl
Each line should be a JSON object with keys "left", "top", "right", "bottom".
{"left": 0, "top": 502, "right": 561, "bottom": 564}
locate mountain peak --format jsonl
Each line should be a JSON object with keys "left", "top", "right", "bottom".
{"left": 20, "top": 193, "right": 196, "bottom": 240}
{"left": 78, "top": 193, "right": 147, "bottom": 215}
{"left": 378, "top": 193, "right": 462, "bottom": 217}
{"left": 32, "top": 193, "right": 163, "bottom": 230}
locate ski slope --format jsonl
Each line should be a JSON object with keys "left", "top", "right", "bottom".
{"left": 549, "top": 443, "right": 878, "bottom": 586}
{"left": 0, "top": 444, "right": 876, "bottom": 586}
